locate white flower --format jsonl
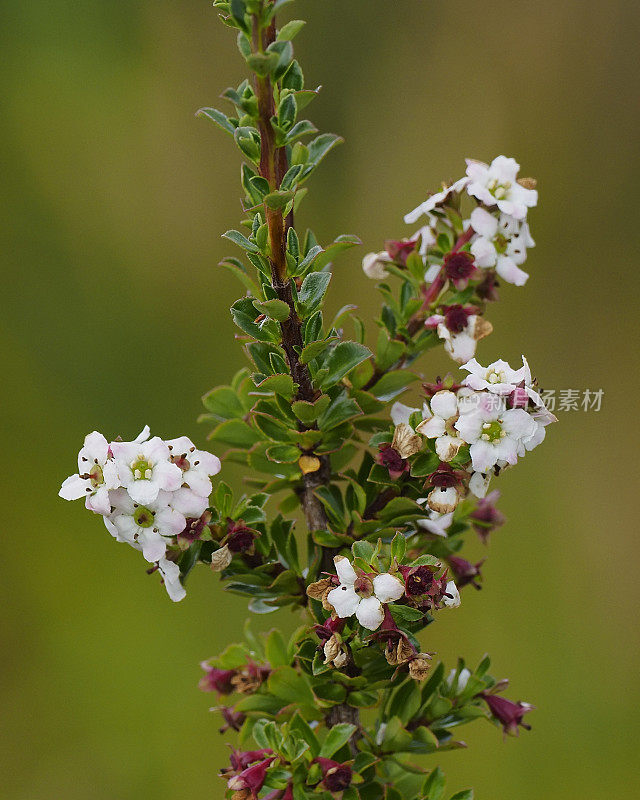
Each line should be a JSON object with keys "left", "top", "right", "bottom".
{"left": 111, "top": 436, "right": 183, "bottom": 505}
{"left": 443, "top": 580, "right": 461, "bottom": 608}
{"left": 165, "top": 436, "right": 221, "bottom": 498}
{"left": 454, "top": 395, "right": 537, "bottom": 473}
{"left": 416, "top": 500, "right": 454, "bottom": 537}
{"left": 465, "top": 156, "right": 538, "bottom": 220}
{"left": 362, "top": 251, "right": 392, "bottom": 280}
{"left": 416, "top": 390, "right": 466, "bottom": 461}
{"left": 404, "top": 176, "right": 470, "bottom": 225}
{"left": 461, "top": 357, "right": 529, "bottom": 395}
{"left": 469, "top": 207, "right": 534, "bottom": 286}
{"left": 428, "top": 315, "right": 493, "bottom": 365}
{"left": 59, "top": 431, "right": 120, "bottom": 515}
{"left": 326, "top": 556, "right": 405, "bottom": 631}
{"left": 157, "top": 557, "right": 186, "bottom": 602}
{"left": 104, "top": 488, "right": 186, "bottom": 562}
{"left": 414, "top": 224, "right": 437, "bottom": 257}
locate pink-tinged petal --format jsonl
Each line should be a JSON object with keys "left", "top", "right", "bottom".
{"left": 59, "top": 474, "right": 90, "bottom": 501}
{"left": 109, "top": 440, "right": 138, "bottom": 462}
{"left": 470, "top": 207, "right": 498, "bottom": 238}
{"left": 184, "top": 470, "right": 213, "bottom": 498}
{"left": 143, "top": 436, "right": 171, "bottom": 463}
{"left": 327, "top": 585, "right": 360, "bottom": 618}
{"left": 133, "top": 425, "right": 151, "bottom": 443}
{"left": 82, "top": 431, "right": 110, "bottom": 465}
{"left": 469, "top": 441, "right": 499, "bottom": 473}
{"left": 417, "top": 415, "right": 446, "bottom": 439}
{"left": 138, "top": 530, "right": 167, "bottom": 563}
{"left": 158, "top": 558, "right": 186, "bottom": 602}
{"left": 165, "top": 435, "right": 195, "bottom": 454}
{"left": 194, "top": 450, "right": 221, "bottom": 476}
{"left": 430, "top": 390, "right": 458, "bottom": 420}
{"left": 496, "top": 255, "right": 529, "bottom": 286}
{"left": 154, "top": 507, "right": 187, "bottom": 537}
{"left": 454, "top": 413, "right": 483, "bottom": 442}
{"left": 493, "top": 437, "right": 519, "bottom": 466}
{"left": 490, "top": 155, "right": 520, "bottom": 182}
{"left": 334, "top": 555, "right": 357, "bottom": 586}
{"left": 470, "top": 237, "right": 497, "bottom": 268}
{"left": 373, "top": 573, "right": 405, "bottom": 603}
{"left": 86, "top": 487, "right": 112, "bottom": 515}
{"left": 355, "top": 596, "right": 384, "bottom": 630}
{"left": 502, "top": 409, "right": 536, "bottom": 439}
{"left": 102, "top": 460, "right": 120, "bottom": 490}
{"left": 425, "top": 313, "right": 445, "bottom": 328}
{"left": 152, "top": 460, "right": 183, "bottom": 492}
{"left": 127, "top": 480, "right": 160, "bottom": 506}
{"left": 169, "top": 488, "right": 208, "bottom": 517}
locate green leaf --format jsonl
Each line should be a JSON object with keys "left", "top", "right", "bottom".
{"left": 389, "top": 605, "right": 424, "bottom": 624}
{"left": 265, "top": 629, "right": 290, "bottom": 668}
{"left": 231, "top": 297, "right": 278, "bottom": 341}
{"left": 449, "top": 792, "right": 474, "bottom": 800}
{"left": 298, "top": 271, "right": 331, "bottom": 311}
{"left": 266, "top": 443, "right": 300, "bottom": 463}
{"left": 207, "top": 419, "right": 261, "bottom": 448}
{"left": 286, "top": 119, "right": 318, "bottom": 144}
{"left": 277, "top": 19, "right": 306, "bottom": 41}
{"left": 369, "top": 370, "right": 419, "bottom": 401}
{"left": 223, "top": 229, "right": 259, "bottom": 253}
{"left": 317, "top": 391, "right": 362, "bottom": 431}
{"left": 268, "top": 666, "right": 315, "bottom": 706}
{"left": 410, "top": 451, "right": 440, "bottom": 477}
{"left": 423, "top": 767, "right": 446, "bottom": 800}
{"left": 292, "top": 395, "right": 330, "bottom": 424}
{"left": 264, "top": 189, "right": 295, "bottom": 210}
{"left": 312, "top": 529, "right": 344, "bottom": 547}
{"left": 391, "top": 533, "right": 406, "bottom": 562}
{"left": 319, "top": 723, "right": 356, "bottom": 758}
{"left": 320, "top": 342, "right": 372, "bottom": 390}
{"left": 220, "top": 257, "right": 261, "bottom": 297}
{"left": 254, "top": 374, "right": 296, "bottom": 400}
{"left": 202, "top": 385, "right": 247, "bottom": 420}
{"left": 196, "top": 107, "right": 236, "bottom": 135}
{"left": 410, "top": 554, "right": 441, "bottom": 567}
{"left": 313, "top": 234, "right": 362, "bottom": 270}
{"left": 255, "top": 298, "right": 291, "bottom": 321}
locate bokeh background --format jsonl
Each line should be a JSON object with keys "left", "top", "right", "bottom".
{"left": 2, "top": 1, "right": 639, "bottom": 798}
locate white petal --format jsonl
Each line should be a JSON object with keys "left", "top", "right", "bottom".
{"left": 86, "top": 486, "right": 112, "bottom": 515}
{"left": 168, "top": 487, "right": 208, "bottom": 517}
{"left": 127, "top": 480, "right": 161, "bottom": 506}
{"left": 496, "top": 255, "right": 529, "bottom": 286}
{"left": 334, "top": 555, "right": 357, "bottom": 586}
{"left": 373, "top": 573, "right": 405, "bottom": 603}
{"left": 355, "top": 597, "right": 385, "bottom": 631}
{"left": 443, "top": 581, "right": 461, "bottom": 608}
{"left": 435, "top": 434, "right": 463, "bottom": 462}
{"left": 469, "top": 471, "right": 491, "bottom": 498}
{"left": 158, "top": 558, "right": 186, "bottom": 602}
{"left": 470, "top": 237, "right": 497, "bottom": 268}
{"left": 152, "top": 460, "right": 183, "bottom": 492}
{"left": 430, "top": 391, "right": 458, "bottom": 420}
{"left": 424, "top": 263, "right": 441, "bottom": 283}
{"left": 138, "top": 530, "right": 167, "bottom": 563}
{"left": 165, "top": 435, "right": 195, "bottom": 453}
{"left": 470, "top": 207, "right": 498, "bottom": 238}
{"left": 133, "top": 425, "right": 151, "bottom": 443}
{"left": 416, "top": 415, "right": 446, "bottom": 439}
{"left": 391, "top": 402, "right": 418, "bottom": 427}
{"left": 469, "top": 440, "right": 499, "bottom": 473}
{"left": 81, "top": 431, "right": 110, "bottom": 465}
{"left": 193, "top": 450, "right": 221, "bottom": 476}
{"left": 327, "top": 585, "right": 360, "bottom": 618}
{"left": 59, "top": 474, "right": 90, "bottom": 501}
{"left": 184, "top": 470, "right": 212, "bottom": 498}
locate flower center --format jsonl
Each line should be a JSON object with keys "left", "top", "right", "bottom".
{"left": 133, "top": 506, "right": 155, "bottom": 528}
{"left": 131, "top": 457, "right": 153, "bottom": 480}
{"left": 494, "top": 233, "right": 508, "bottom": 254}
{"left": 481, "top": 420, "right": 505, "bottom": 442}
{"left": 354, "top": 576, "right": 374, "bottom": 598}
{"left": 486, "top": 368, "right": 506, "bottom": 384}
{"left": 87, "top": 464, "right": 104, "bottom": 489}
{"left": 487, "top": 178, "right": 511, "bottom": 199}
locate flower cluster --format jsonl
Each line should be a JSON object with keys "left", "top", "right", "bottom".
{"left": 59, "top": 427, "right": 220, "bottom": 600}
{"left": 363, "top": 155, "right": 538, "bottom": 365}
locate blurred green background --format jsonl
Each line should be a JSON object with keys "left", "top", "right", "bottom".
{"left": 1, "top": 1, "right": 638, "bottom": 798}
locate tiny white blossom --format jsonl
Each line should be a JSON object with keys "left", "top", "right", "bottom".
{"left": 111, "top": 436, "right": 183, "bottom": 506}
{"left": 461, "top": 357, "right": 529, "bottom": 395}
{"left": 327, "top": 556, "right": 405, "bottom": 631}
{"left": 404, "top": 176, "right": 470, "bottom": 225}
{"left": 362, "top": 251, "right": 392, "bottom": 280}
{"left": 454, "top": 394, "right": 537, "bottom": 473}
{"left": 104, "top": 488, "right": 186, "bottom": 562}
{"left": 466, "top": 156, "right": 537, "bottom": 220}
{"left": 157, "top": 557, "right": 186, "bottom": 602}
{"left": 417, "top": 390, "right": 466, "bottom": 461}
{"left": 59, "top": 431, "right": 120, "bottom": 515}
{"left": 443, "top": 580, "right": 461, "bottom": 608}
{"left": 469, "top": 207, "right": 534, "bottom": 286}
{"left": 428, "top": 315, "right": 493, "bottom": 365}
{"left": 447, "top": 667, "right": 471, "bottom": 691}
{"left": 165, "top": 436, "right": 221, "bottom": 498}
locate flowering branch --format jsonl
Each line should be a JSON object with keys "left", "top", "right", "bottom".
{"left": 59, "top": 2, "right": 557, "bottom": 798}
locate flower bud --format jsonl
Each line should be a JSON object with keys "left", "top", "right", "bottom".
{"left": 315, "top": 758, "right": 353, "bottom": 792}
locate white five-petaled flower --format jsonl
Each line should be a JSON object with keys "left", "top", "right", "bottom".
{"left": 404, "top": 176, "right": 470, "bottom": 225}
{"left": 466, "top": 156, "right": 538, "bottom": 220}
{"left": 461, "top": 357, "right": 530, "bottom": 395}
{"left": 165, "top": 436, "right": 221, "bottom": 498}
{"left": 59, "top": 431, "right": 120, "bottom": 515}
{"left": 454, "top": 394, "right": 537, "bottom": 473}
{"left": 416, "top": 390, "right": 466, "bottom": 462}
{"left": 104, "top": 488, "right": 186, "bottom": 562}
{"left": 157, "top": 557, "right": 186, "bottom": 602}
{"left": 111, "top": 436, "right": 183, "bottom": 506}
{"left": 327, "top": 556, "right": 405, "bottom": 631}
{"left": 469, "top": 207, "right": 534, "bottom": 286}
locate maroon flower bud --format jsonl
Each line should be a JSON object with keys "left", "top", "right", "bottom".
{"left": 448, "top": 556, "right": 484, "bottom": 589}
{"left": 481, "top": 692, "right": 534, "bottom": 736}
{"left": 443, "top": 250, "right": 477, "bottom": 288}
{"left": 218, "top": 706, "right": 246, "bottom": 734}
{"left": 470, "top": 490, "right": 506, "bottom": 543}
{"left": 476, "top": 270, "right": 500, "bottom": 302}
{"left": 225, "top": 519, "right": 260, "bottom": 554}
{"left": 442, "top": 304, "right": 476, "bottom": 334}
{"left": 427, "top": 462, "right": 466, "bottom": 488}
{"left": 385, "top": 237, "right": 418, "bottom": 266}
{"left": 314, "top": 616, "right": 345, "bottom": 644}
{"left": 229, "top": 749, "right": 274, "bottom": 772}
{"left": 198, "top": 664, "right": 236, "bottom": 695}
{"left": 227, "top": 757, "right": 275, "bottom": 797}
{"left": 377, "top": 445, "right": 408, "bottom": 480}
{"left": 399, "top": 565, "right": 435, "bottom": 597}
{"left": 315, "top": 758, "right": 353, "bottom": 792}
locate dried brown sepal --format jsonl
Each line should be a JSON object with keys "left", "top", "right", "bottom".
{"left": 306, "top": 577, "right": 334, "bottom": 610}
{"left": 473, "top": 317, "right": 493, "bottom": 342}
{"left": 409, "top": 654, "right": 433, "bottom": 681}
{"left": 385, "top": 637, "right": 416, "bottom": 666}
{"left": 210, "top": 544, "right": 233, "bottom": 572}
{"left": 517, "top": 177, "right": 537, "bottom": 190}
{"left": 392, "top": 423, "right": 422, "bottom": 459}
